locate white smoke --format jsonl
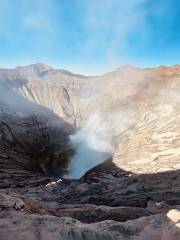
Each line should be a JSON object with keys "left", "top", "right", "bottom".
{"left": 65, "top": 112, "right": 114, "bottom": 179}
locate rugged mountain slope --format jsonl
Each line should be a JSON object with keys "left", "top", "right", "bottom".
{"left": 2, "top": 63, "right": 180, "bottom": 173}
{"left": 0, "top": 63, "right": 180, "bottom": 239}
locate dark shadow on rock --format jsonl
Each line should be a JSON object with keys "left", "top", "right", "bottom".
{"left": 76, "top": 159, "right": 180, "bottom": 208}
{"left": 0, "top": 155, "right": 178, "bottom": 240}
{"left": 0, "top": 82, "right": 75, "bottom": 188}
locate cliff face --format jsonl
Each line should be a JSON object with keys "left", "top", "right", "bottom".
{"left": 0, "top": 63, "right": 180, "bottom": 239}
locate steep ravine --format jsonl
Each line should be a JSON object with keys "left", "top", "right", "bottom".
{"left": 0, "top": 64, "right": 179, "bottom": 239}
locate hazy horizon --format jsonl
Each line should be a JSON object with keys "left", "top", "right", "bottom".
{"left": 1, "top": 61, "right": 180, "bottom": 77}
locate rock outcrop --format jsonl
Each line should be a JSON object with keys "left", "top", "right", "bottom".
{"left": 0, "top": 63, "right": 180, "bottom": 239}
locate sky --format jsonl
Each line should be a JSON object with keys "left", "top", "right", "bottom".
{"left": 0, "top": 0, "right": 180, "bottom": 74}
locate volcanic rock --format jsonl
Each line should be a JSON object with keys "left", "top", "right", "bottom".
{"left": 0, "top": 63, "right": 180, "bottom": 239}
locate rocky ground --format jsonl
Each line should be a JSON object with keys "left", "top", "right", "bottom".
{"left": 0, "top": 63, "right": 180, "bottom": 239}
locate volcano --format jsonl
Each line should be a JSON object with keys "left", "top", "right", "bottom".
{"left": 0, "top": 63, "right": 180, "bottom": 239}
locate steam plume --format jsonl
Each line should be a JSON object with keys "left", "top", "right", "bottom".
{"left": 65, "top": 113, "right": 114, "bottom": 179}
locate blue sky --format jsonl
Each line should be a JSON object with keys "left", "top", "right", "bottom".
{"left": 0, "top": 0, "right": 180, "bottom": 74}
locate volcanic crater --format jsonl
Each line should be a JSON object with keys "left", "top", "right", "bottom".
{"left": 0, "top": 63, "right": 180, "bottom": 239}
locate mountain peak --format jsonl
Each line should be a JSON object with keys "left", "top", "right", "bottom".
{"left": 16, "top": 63, "right": 53, "bottom": 72}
